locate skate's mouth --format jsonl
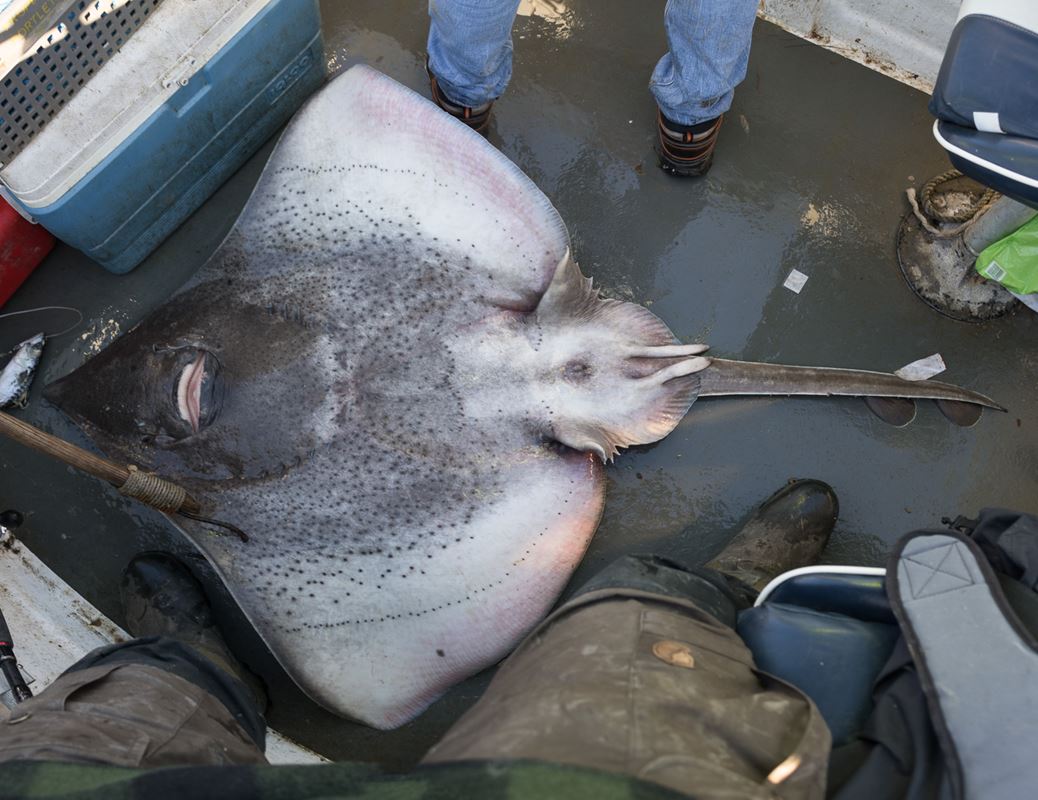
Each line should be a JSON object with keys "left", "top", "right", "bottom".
{"left": 176, "top": 350, "right": 218, "bottom": 434}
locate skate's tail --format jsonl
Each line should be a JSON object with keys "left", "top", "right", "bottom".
{"left": 696, "top": 358, "right": 1005, "bottom": 427}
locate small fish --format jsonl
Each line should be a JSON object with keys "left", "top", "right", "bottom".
{"left": 0, "top": 333, "right": 44, "bottom": 408}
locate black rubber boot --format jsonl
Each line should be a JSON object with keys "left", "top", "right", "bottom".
{"left": 705, "top": 479, "right": 839, "bottom": 592}
{"left": 427, "top": 60, "right": 494, "bottom": 134}
{"left": 121, "top": 553, "right": 266, "bottom": 709}
{"left": 656, "top": 110, "right": 723, "bottom": 177}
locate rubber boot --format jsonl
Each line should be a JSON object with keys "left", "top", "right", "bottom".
{"left": 705, "top": 479, "right": 839, "bottom": 592}
{"left": 121, "top": 553, "right": 266, "bottom": 709}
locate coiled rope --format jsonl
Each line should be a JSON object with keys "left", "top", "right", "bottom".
{"left": 906, "top": 169, "right": 1000, "bottom": 238}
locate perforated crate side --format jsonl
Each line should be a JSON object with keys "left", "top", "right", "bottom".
{"left": 0, "top": 0, "right": 165, "bottom": 164}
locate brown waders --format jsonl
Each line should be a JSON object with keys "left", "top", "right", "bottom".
{"left": 425, "top": 555, "right": 831, "bottom": 799}
{"left": 0, "top": 637, "right": 266, "bottom": 767}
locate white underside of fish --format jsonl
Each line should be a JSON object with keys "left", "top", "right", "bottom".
{"left": 44, "top": 66, "right": 1001, "bottom": 729}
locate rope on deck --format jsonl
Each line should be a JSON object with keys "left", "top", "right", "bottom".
{"left": 906, "top": 169, "right": 999, "bottom": 238}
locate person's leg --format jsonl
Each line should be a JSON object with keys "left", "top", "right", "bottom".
{"left": 0, "top": 555, "right": 267, "bottom": 767}
{"left": 651, "top": 0, "right": 759, "bottom": 176}
{"left": 424, "top": 481, "right": 838, "bottom": 800}
{"left": 0, "top": 638, "right": 266, "bottom": 767}
{"left": 426, "top": 0, "right": 521, "bottom": 129}
{"left": 651, "top": 0, "right": 758, "bottom": 125}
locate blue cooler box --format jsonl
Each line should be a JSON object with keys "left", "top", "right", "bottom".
{"left": 0, "top": 0, "right": 324, "bottom": 273}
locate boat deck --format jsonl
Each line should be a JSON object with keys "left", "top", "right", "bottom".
{"left": 2, "top": 0, "right": 1036, "bottom": 765}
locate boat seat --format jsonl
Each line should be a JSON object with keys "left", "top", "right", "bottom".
{"left": 933, "top": 122, "right": 1038, "bottom": 209}
{"left": 737, "top": 568, "right": 898, "bottom": 745}
{"left": 929, "top": 1, "right": 1038, "bottom": 207}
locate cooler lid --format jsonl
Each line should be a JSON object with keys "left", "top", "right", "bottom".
{"left": 0, "top": 0, "right": 272, "bottom": 208}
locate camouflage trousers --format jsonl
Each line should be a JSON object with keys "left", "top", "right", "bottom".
{"left": 0, "top": 557, "right": 830, "bottom": 799}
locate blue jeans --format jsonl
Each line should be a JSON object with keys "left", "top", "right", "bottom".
{"left": 427, "top": 0, "right": 758, "bottom": 125}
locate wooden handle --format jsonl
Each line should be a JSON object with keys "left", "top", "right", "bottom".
{"left": 0, "top": 410, "right": 128, "bottom": 484}
{"left": 0, "top": 411, "right": 200, "bottom": 515}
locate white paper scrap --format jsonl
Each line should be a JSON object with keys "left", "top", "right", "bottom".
{"left": 783, "top": 269, "right": 809, "bottom": 294}
{"left": 973, "top": 111, "right": 1004, "bottom": 134}
{"left": 895, "top": 354, "right": 946, "bottom": 382}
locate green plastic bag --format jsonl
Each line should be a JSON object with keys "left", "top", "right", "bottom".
{"left": 976, "top": 214, "right": 1038, "bottom": 294}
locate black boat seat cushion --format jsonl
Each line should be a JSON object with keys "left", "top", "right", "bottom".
{"left": 737, "top": 573, "right": 899, "bottom": 745}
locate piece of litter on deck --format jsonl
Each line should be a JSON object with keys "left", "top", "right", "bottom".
{"left": 783, "top": 269, "right": 809, "bottom": 294}
{"left": 895, "top": 354, "right": 946, "bottom": 381}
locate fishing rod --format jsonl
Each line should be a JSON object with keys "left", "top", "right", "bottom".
{"left": 0, "top": 510, "right": 31, "bottom": 703}
{"left": 0, "top": 606, "right": 31, "bottom": 703}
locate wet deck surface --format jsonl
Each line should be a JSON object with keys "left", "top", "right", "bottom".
{"left": 2, "top": 0, "right": 1037, "bottom": 767}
